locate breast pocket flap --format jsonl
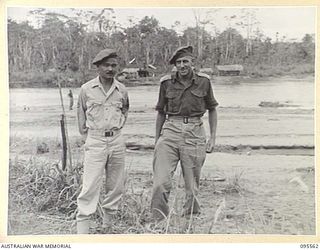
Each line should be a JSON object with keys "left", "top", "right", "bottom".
{"left": 166, "top": 90, "right": 181, "bottom": 98}
{"left": 191, "top": 90, "right": 206, "bottom": 98}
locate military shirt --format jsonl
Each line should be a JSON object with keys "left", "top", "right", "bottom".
{"left": 77, "top": 76, "right": 129, "bottom": 134}
{"left": 155, "top": 71, "right": 218, "bottom": 117}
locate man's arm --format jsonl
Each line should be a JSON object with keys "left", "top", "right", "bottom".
{"left": 77, "top": 88, "right": 88, "bottom": 136}
{"left": 122, "top": 90, "right": 130, "bottom": 126}
{"left": 206, "top": 108, "right": 217, "bottom": 153}
{"left": 155, "top": 112, "right": 166, "bottom": 144}
{"left": 204, "top": 78, "right": 218, "bottom": 153}
{"left": 154, "top": 78, "right": 168, "bottom": 144}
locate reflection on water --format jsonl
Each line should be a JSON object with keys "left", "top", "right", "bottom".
{"left": 9, "top": 77, "right": 314, "bottom": 110}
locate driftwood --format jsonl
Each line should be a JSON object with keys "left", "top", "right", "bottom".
{"left": 60, "top": 114, "right": 67, "bottom": 171}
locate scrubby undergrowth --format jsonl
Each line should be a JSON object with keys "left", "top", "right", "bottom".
{"left": 8, "top": 156, "right": 253, "bottom": 234}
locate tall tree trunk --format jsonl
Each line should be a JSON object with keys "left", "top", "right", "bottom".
{"left": 146, "top": 45, "right": 150, "bottom": 65}
{"left": 225, "top": 44, "right": 229, "bottom": 63}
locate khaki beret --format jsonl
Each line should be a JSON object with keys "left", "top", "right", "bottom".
{"left": 169, "top": 45, "right": 194, "bottom": 65}
{"left": 92, "top": 48, "right": 117, "bottom": 65}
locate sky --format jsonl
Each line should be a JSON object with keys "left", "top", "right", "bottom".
{"left": 7, "top": 6, "right": 316, "bottom": 42}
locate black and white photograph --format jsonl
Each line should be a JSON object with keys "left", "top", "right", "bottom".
{"left": 6, "top": 6, "right": 316, "bottom": 236}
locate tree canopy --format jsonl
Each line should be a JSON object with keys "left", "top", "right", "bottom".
{"left": 7, "top": 8, "right": 315, "bottom": 87}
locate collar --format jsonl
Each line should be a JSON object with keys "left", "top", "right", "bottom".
{"left": 174, "top": 70, "right": 197, "bottom": 85}
{"left": 91, "top": 76, "right": 121, "bottom": 90}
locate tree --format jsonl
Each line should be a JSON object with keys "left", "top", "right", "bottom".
{"left": 7, "top": 19, "right": 35, "bottom": 71}
{"left": 192, "top": 9, "right": 220, "bottom": 62}
{"left": 217, "top": 28, "right": 244, "bottom": 64}
{"left": 300, "top": 34, "right": 315, "bottom": 63}
{"left": 139, "top": 16, "right": 160, "bottom": 65}
{"left": 7, "top": 8, "right": 315, "bottom": 86}
{"left": 182, "top": 27, "right": 211, "bottom": 64}
{"left": 157, "top": 27, "right": 180, "bottom": 69}
{"left": 237, "top": 9, "right": 259, "bottom": 56}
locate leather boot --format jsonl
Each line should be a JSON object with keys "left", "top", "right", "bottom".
{"left": 76, "top": 220, "right": 90, "bottom": 234}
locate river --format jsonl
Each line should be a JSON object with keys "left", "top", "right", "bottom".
{"left": 8, "top": 76, "right": 314, "bottom": 147}
{"left": 9, "top": 76, "right": 314, "bottom": 110}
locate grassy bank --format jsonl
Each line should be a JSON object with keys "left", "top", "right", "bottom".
{"left": 244, "top": 63, "right": 314, "bottom": 78}
{"left": 8, "top": 70, "right": 97, "bottom": 88}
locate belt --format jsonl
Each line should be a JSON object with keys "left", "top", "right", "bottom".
{"left": 167, "top": 116, "right": 202, "bottom": 124}
{"left": 88, "top": 129, "right": 120, "bottom": 137}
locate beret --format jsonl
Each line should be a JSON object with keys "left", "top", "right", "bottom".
{"left": 92, "top": 48, "right": 117, "bottom": 65}
{"left": 169, "top": 45, "right": 193, "bottom": 65}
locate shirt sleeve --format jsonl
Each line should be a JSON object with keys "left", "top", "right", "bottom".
{"left": 77, "top": 87, "right": 88, "bottom": 135}
{"left": 205, "top": 81, "right": 219, "bottom": 111}
{"left": 122, "top": 90, "right": 129, "bottom": 117}
{"left": 155, "top": 82, "right": 167, "bottom": 114}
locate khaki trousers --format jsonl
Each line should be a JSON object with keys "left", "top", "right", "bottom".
{"left": 76, "top": 130, "right": 125, "bottom": 222}
{"left": 151, "top": 118, "right": 207, "bottom": 220}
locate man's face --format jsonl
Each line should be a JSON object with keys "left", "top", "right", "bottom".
{"left": 175, "top": 56, "right": 193, "bottom": 77}
{"left": 97, "top": 57, "right": 118, "bottom": 79}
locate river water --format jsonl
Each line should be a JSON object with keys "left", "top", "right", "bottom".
{"left": 9, "top": 77, "right": 315, "bottom": 110}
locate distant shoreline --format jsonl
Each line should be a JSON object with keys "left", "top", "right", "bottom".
{"left": 8, "top": 73, "right": 315, "bottom": 88}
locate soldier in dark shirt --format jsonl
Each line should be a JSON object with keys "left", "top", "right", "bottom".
{"left": 151, "top": 45, "right": 218, "bottom": 220}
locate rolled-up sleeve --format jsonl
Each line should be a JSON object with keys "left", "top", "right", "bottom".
{"left": 155, "top": 82, "right": 167, "bottom": 114}
{"left": 77, "top": 87, "right": 88, "bottom": 135}
{"left": 205, "top": 81, "right": 219, "bottom": 111}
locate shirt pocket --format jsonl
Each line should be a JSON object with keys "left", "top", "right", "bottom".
{"left": 105, "top": 100, "right": 123, "bottom": 114}
{"left": 190, "top": 89, "right": 206, "bottom": 112}
{"left": 107, "top": 91, "right": 124, "bottom": 112}
{"left": 165, "top": 90, "right": 180, "bottom": 113}
{"left": 104, "top": 100, "right": 124, "bottom": 127}
{"left": 87, "top": 100, "right": 103, "bottom": 121}
{"left": 112, "top": 100, "right": 123, "bottom": 109}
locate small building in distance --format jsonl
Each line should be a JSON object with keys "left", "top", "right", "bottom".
{"left": 216, "top": 64, "right": 243, "bottom": 76}
{"left": 121, "top": 68, "right": 139, "bottom": 80}
{"left": 199, "top": 68, "right": 214, "bottom": 75}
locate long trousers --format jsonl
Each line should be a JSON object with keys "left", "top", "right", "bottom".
{"left": 76, "top": 130, "right": 125, "bottom": 222}
{"left": 151, "top": 117, "right": 207, "bottom": 220}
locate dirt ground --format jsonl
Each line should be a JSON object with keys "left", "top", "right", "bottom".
{"left": 8, "top": 80, "right": 315, "bottom": 235}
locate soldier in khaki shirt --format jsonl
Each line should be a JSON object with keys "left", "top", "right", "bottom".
{"left": 76, "top": 49, "right": 129, "bottom": 234}
{"left": 151, "top": 46, "right": 218, "bottom": 220}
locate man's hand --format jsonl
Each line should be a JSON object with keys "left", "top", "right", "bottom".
{"left": 155, "top": 136, "right": 159, "bottom": 145}
{"left": 155, "top": 112, "right": 166, "bottom": 145}
{"left": 206, "top": 136, "right": 215, "bottom": 153}
{"left": 81, "top": 132, "right": 88, "bottom": 144}
{"left": 207, "top": 108, "right": 217, "bottom": 153}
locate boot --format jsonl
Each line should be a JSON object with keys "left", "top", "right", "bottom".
{"left": 76, "top": 220, "right": 90, "bottom": 234}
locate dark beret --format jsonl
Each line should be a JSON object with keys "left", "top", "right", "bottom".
{"left": 169, "top": 45, "right": 194, "bottom": 65}
{"left": 92, "top": 48, "right": 117, "bottom": 65}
